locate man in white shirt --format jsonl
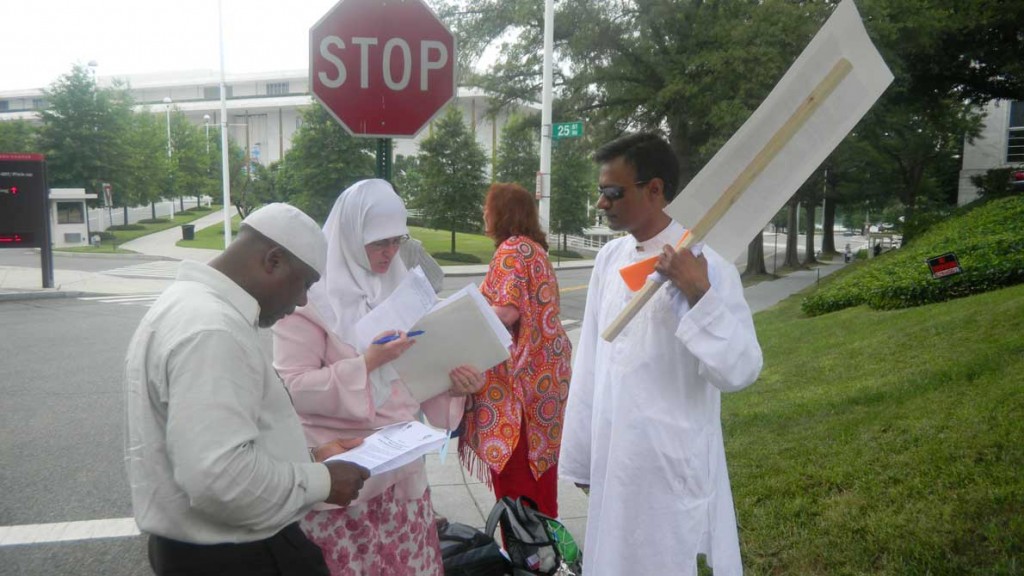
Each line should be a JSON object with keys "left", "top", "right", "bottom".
{"left": 125, "top": 203, "right": 370, "bottom": 576}
{"left": 560, "top": 133, "right": 763, "bottom": 576}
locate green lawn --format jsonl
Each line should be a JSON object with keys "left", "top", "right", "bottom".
{"left": 410, "top": 226, "right": 497, "bottom": 265}
{"left": 178, "top": 214, "right": 242, "bottom": 250}
{"left": 727, "top": 280, "right": 1024, "bottom": 575}
{"left": 59, "top": 207, "right": 215, "bottom": 254}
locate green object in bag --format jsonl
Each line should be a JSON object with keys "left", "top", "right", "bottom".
{"left": 545, "top": 519, "right": 581, "bottom": 564}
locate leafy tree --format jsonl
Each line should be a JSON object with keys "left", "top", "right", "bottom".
{"left": 37, "top": 65, "right": 138, "bottom": 210}
{"left": 119, "top": 111, "right": 169, "bottom": 219}
{"left": 550, "top": 136, "right": 594, "bottom": 241}
{"left": 277, "top": 105, "right": 375, "bottom": 221}
{"left": 419, "top": 106, "right": 489, "bottom": 253}
{"left": 0, "top": 120, "right": 39, "bottom": 153}
{"left": 494, "top": 113, "right": 539, "bottom": 189}
{"left": 393, "top": 154, "right": 426, "bottom": 208}
{"left": 744, "top": 232, "right": 767, "bottom": 277}
{"left": 168, "top": 111, "right": 209, "bottom": 210}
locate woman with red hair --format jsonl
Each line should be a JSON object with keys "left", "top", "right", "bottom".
{"left": 459, "top": 182, "right": 572, "bottom": 517}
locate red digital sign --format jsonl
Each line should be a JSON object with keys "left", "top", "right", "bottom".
{"left": 0, "top": 154, "right": 48, "bottom": 249}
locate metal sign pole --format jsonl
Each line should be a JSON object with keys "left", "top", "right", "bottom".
{"left": 376, "top": 138, "right": 393, "bottom": 181}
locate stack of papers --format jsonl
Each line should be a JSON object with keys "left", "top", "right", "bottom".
{"left": 355, "top": 269, "right": 513, "bottom": 402}
{"left": 324, "top": 421, "right": 447, "bottom": 476}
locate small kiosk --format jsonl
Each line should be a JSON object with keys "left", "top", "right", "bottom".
{"left": 49, "top": 188, "right": 97, "bottom": 248}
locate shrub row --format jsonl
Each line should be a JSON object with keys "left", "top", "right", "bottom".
{"left": 431, "top": 251, "right": 482, "bottom": 264}
{"left": 802, "top": 196, "right": 1024, "bottom": 316}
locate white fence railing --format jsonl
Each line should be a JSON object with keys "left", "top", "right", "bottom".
{"left": 87, "top": 198, "right": 209, "bottom": 232}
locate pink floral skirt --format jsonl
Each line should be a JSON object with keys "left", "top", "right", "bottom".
{"left": 300, "top": 485, "right": 442, "bottom": 576}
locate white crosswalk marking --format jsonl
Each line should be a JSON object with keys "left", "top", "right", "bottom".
{"left": 102, "top": 261, "right": 179, "bottom": 279}
{"left": 78, "top": 294, "right": 162, "bottom": 307}
{"left": 0, "top": 518, "right": 140, "bottom": 547}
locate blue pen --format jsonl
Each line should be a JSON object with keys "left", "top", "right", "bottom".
{"left": 373, "top": 330, "right": 425, "bottom": 345}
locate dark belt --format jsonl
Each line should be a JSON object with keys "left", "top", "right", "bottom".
{"left": 147, "top": 522, "right": 329, "bottom": 576}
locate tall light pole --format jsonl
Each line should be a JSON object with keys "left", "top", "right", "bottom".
{"left": 537, "top": 0, "right": 554, "bottom": 233}
{"left": 203, "top": 114, "right": 211, "bottom": 154}
{"left": 87, "top": 60, "right": 104, "bottom": 231}
{"left": 162, "top": 97, "right": 175, "bottom": 217}
{"left": 218, "top": 0, "right": 232, "bottom": 248}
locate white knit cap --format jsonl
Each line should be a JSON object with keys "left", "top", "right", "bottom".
{"left": 242, "top": 203, "right": 327, "bottom": 276}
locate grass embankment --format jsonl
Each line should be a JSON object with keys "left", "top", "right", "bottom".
{"left": 60, "top": 207, "right": 214, "bottom": 253}
{"left": 803, "top": 195, "right": 1024, "bottom": 315}
{"left": 726, "top": 278, "right": 1023, "bottom": 574}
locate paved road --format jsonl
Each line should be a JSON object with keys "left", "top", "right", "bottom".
{"left": 0, "top": 249, "right": 166, "bottom": 274}
{"left": 0, "top": 268, "right": 591, "bottom": 576}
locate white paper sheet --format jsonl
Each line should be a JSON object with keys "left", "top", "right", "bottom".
{"left": 392, "top": 284, "right": 512, "bottom": 402}
{"left": 665, "top": 0, "right": 894, "bottom": 263}
{"left": 354, "top": 267, "right": 438, "bottom": 352}
{"left": 324, "top": 420, "right": 447, "bottom": 475}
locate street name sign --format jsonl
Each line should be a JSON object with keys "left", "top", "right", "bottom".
{"left": 553, "top": 121, "right": 583, "bottom": 140}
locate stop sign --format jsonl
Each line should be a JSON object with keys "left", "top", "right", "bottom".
{"left": 310, "top": 0, "right": 457, "bottom": 138}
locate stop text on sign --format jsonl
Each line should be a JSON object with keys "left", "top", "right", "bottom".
{"left": 317, "top": 36, "right": 449, "bottom": 91}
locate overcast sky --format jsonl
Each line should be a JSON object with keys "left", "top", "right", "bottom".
{"left": 2, "top": 0, "right": 342, "bottom": 91}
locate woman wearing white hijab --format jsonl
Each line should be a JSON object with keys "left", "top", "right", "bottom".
{"left": 272, "top": 179, "right": 483, "bottom": 575}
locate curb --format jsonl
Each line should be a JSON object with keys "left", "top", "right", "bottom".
{"left": 0, "top": 290, "right": 87, "bottom": 302}
{"left": 51, "top": 250, "right": 175, "bottom": 261}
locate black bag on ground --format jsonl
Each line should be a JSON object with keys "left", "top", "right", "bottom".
{"left": 440, "top": 521, "right": 511, "bottom": 576}
{"left": 484, "top": 497, "right": 563, "bottom": 576}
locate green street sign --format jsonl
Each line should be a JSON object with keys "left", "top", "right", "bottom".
{"left": 553, "top": 121, "right": 584, "bottom": 140}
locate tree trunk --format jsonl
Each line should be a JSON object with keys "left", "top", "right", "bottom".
{"left": 802, "top": 201, "right": 818, "bottom": 265}
{"left": 151, "top": 202, "right": 157, "bottom": 220}
{"left": 742, "top": 232, "right": 767, "bottom": 277}
{"left": 123, "top": 206, "right": 128, "bottom": 226}
{"left": 450, "top": 229, "right": 456, "bottom": 254}
{"left": 784, "top": 202, "right": 801, "bottom": 268}
{"left": 822, "top": 198, "right": 837, "bottom": 254}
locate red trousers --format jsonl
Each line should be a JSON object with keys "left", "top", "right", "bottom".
{"left": 489, "top": 425, "right": 559, "bottom": 518}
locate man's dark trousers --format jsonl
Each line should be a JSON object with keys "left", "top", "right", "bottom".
{"left": 147, "top": 522, "right": 329, "bottom": 576}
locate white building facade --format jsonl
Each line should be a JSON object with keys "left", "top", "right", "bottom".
{"left": 0, "top": 69, "right": 535, "bottom": 173}
{"left": 958, "top": 99, "right": 1024, "bottom": 205}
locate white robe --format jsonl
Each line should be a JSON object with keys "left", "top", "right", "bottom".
{"left": 560, "top": 220, "right": 763, "bottom": 576}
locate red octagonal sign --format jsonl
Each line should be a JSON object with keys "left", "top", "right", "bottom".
{"left": 310, "top": 0, "right": 456, "bottom": 138}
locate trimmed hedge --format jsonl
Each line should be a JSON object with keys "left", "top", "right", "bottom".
{"left": 549, "top": 249, "right": 582, "bottom": 259}
{"left": 430, "top": 251, "right": 482, "bottom": 264}
{"left": 802, "top": 196, "right": 1024, "bottom": 316}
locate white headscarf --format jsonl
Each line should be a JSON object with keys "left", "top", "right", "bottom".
{"left": 308, "top": 179, "right": 409, "bottom": 345}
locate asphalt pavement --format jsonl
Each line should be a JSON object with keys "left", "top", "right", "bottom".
{"left": 0, "top": 214, "right": 848, "bottom": 562}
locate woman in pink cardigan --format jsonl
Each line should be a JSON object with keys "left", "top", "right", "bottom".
{"left": 272, "top": 180, "right": 483, "bottom": 575}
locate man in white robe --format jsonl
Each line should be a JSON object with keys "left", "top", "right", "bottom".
{"left": 560, "top": 133, "right": 763, "bottom": 576}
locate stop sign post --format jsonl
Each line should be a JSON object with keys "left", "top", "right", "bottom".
{"left": 310, "top": 0, "right": 456, "bottom": 177}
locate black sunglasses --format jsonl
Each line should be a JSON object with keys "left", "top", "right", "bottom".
{"left": 598, "top": 180, "right": 650, "bottom": 201}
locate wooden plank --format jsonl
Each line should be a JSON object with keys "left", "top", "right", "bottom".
{"left": 602, "top": 58, "right": 853, "bottom": 342}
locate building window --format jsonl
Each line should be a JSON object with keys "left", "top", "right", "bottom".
{"left": 266, "top": 82, "right": 289, "bottom": 96}
{"left": 1008, "top": 101, "right": 1024, "bottom": 163}
{"left": 203, "top": 86, "right": 233, "bottom": 100}
{"left": 33, "top": 98, "right": 48, "bottom": 110}
{"left": 0, "top": 100, "right": 8, "bottom": 112}
{"left": 57, "top": 202, "right": 85, "bottom": 224}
